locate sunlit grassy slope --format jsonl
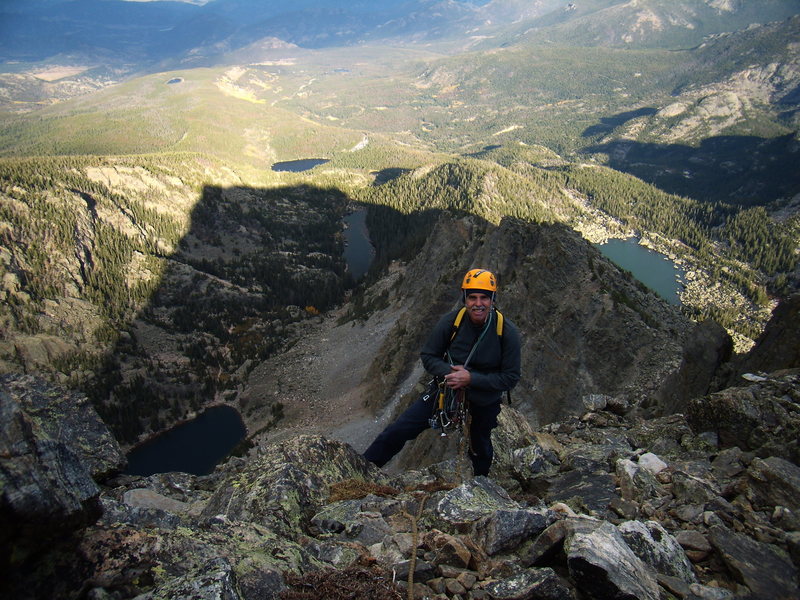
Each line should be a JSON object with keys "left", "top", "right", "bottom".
{"left": 0, "top": 65, "right": 367, "bottom": 169}
{"left": 0, "top": 40, "right": 685, "bottom": 160}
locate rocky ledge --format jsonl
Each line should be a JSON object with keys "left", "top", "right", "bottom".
{"left": 2, "top": 371, "right": 800, "bottom": 600}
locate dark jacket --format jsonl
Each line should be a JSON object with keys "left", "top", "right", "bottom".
{"left": 420, "top": 307, "right": 521, "bottom": 407}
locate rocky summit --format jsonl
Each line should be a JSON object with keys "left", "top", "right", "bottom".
{"left": 2, "top": 363, "right": 800, "bottom": 599}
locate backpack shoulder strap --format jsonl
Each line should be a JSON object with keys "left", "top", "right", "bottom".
{"left": 450, "top": 307, "right": 467, "bottom": 342}
{"left": 448, "top": 307, "right": 511, "bottom": 404}
{"left": 451, "top": 307, "right": 504, "bottom": 341}
{"left": 493, "top": 309, "right": 511, "bottom": 404}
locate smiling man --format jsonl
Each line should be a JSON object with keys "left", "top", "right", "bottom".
{"left": 363, "top": 268, "right": 521, "bottom": 476}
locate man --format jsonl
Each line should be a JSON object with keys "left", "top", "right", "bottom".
{"left": 363, "top": 268, "right": 521, "bottom": 476}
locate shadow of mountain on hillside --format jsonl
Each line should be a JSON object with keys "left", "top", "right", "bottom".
{"left": 581, "top": 129, "right": 800, "bottom": 205}
{"left": 91, "top": 181, "right": 353, "bottom": 445}
{"left": 581, "top": 107, "right": 658, "bottom": 139}
{"left": 90, "top": 181, "right": 446, "bottom": 450}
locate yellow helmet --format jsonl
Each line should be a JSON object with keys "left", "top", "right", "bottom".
{"left": 461, "top": 269, "right": 497, "bottom": 294}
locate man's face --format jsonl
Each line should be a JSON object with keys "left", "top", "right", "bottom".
{"left": 465, "top": 292, "right": 492, "bottom": 324}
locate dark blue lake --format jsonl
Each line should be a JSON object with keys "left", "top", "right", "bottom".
{"left": 595, "top": 237, "right": 686, "bottom": 305}
{"left": 343, "top": 209, "right": 375, "bottom": 281}
{"left": 271, "top": 158, "right": 330, "bottom": 172}
{"left": 124, "top": 405, "right": 246, "bottom": 476}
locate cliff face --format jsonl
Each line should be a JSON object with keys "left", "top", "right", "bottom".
{"left": 0, "top": 374, "right": 124, "bottom": 569}
{"left": 729, "top": 294, "right": 800, "bottom": 378}
{"left": 359, "top": 214, "right": 693, "bottom": 429}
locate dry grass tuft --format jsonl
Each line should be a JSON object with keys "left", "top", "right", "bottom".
{"left": 328, "top": 479, "right": 401, "bottom": 502}
{"left": 280, "top": 566, "right": 403, "bottom": 600}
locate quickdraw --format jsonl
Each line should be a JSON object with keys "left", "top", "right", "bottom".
{"left": 428, "top": 380, "right": 467, "bottom": 436}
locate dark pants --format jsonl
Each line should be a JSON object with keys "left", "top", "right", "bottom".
{"left": 363, "top": 394, "right": 502, "bottom": 476}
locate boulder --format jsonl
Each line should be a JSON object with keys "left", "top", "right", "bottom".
{"left": 201, "top": 435, "right": 382, "bottom": 536}
{"left": 133, "top": 557, "right": 242, "bottom": 600}
{"left": 561, "top": 437, "right": 631, "bottom": 472}
{"left": 627, "top": 414, "right": 696, "bottom": 458}
{"left": 491, "top": 405, "right": 538, "bottom": 488}
{"left": 511, "top": 441, "right": 559, "bottom": 483}
{"left": 638, "top": 452, "right": 668, "bottom": 475}
{"left": 688, "top": 372, "right": 800, "bottom": 464}
{"left": 311, "top": 497, "right": 394, "bottom": 545}
{"left": 424, "top": 530, "right": 473, "bottom": 569}
{"left": 675, "top": 529, "right": 712, "bottom": 563}
{"left": 435, "top": 477, "right": 520, "bottom": 525}
{"left": 616, "top": 458, "right": 666, "bottom": 503}
{"left": 708, "top": 524, "right": 799, "bottom": 600}
{"left": 370, "top": 532, "right": 417, "bottom": 570}
{"left": 744, "top": 456, "right": 800, "bottom": 511}
{"left": 524, "top": 517, "right": 601, "bottom": 568}
{"left": 1, "top": 373, "right": 124, "bottom": 478}
{"left": 474, "top": 507, "right": 551, "bottom": 556}
{"left": 525, "top": 518, "right": 660, "bottom": 599}
{"left": 0, "top": 374, "right": 124, "bottom": 565}
{"left": 545, "top": 468, "right": 618, "bottom": 517}
{"left": 670, "top": 469, "right": 720, "bottom": 506}
{"left": 618, "top": 520, "right": 696, "bottom": 583}
{"left": 481, "top": 567, "right": 574, "bottom": 600}
{"left": 564, "top": 520, "right": 660, "bottom": 600}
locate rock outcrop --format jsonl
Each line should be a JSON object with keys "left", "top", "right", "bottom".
{"left": 0, "top": 374, "right": 124, "bottom": 570}
{"left": 728, "top": 294, "right": 800, "bottom": 381}
{"left": 688, "top": 371, "right": 800, "bottom": 465}
{"left": 648, "top": 319, "right": 733, "bottom": 417}
{"left": 3, "top": 371, "right": 799, "bottom": 600}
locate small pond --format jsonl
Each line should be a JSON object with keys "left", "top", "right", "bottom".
{"left": 343, "top": 209, "right": 375, "bottom": 281}
{"left": 271, "top": 158, "right": 330, "bottom": 172}
{"left": 595, "top": 237, "right": 686, "bottom": 305}
{"left": 124, "top": 405, "right": 247, "bottom": 476}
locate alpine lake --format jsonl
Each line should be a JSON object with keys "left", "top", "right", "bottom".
{"left": 595, "top": 237, "right": 686, "bottom": 306}
{"left": 124, "top": 405, "right": 246, "bottom": 476}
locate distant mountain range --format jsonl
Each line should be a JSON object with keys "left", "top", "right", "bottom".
{"left": 1, "top": 1, "right": 798, "bottom": 205}
{"left": 3, "top": 0, "right": 799, "bottom": 68}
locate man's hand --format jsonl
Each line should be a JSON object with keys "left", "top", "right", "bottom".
{"left": 444, "top": 365, "right": 471, "bottom": 389}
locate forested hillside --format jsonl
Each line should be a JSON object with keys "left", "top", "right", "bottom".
{"left": 2, "top": 131, "right": 797, "bottom": 442}
{"left": 0, "top": 154, "right": 354, "bottom": 443}
{"left": 348, "top": 150, "right": 796, "bottom": 340}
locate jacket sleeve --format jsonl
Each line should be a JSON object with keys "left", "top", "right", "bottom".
{"left": 420, "top": 311, "right": 457, "bottom": 378}
{"left": 468, "top": 320, "right": 521, "bottom": 393}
